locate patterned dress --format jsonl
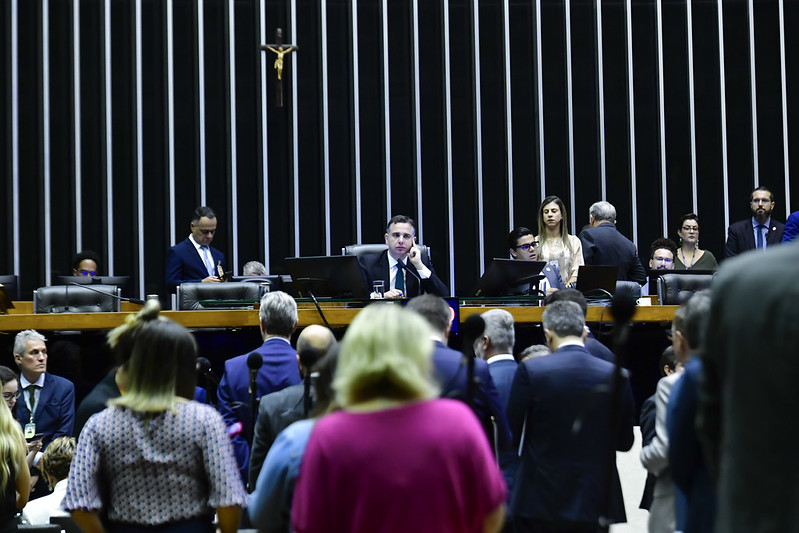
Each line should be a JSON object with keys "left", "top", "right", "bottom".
{"left": 63, "top": 401, "right": 246, "bottom": 528}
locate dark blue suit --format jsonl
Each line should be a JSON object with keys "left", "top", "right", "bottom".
{"left": 579, "top": 221, "right": 646, "bottom": 284}
{"left": 668, "top": 358, "right": 716, "bottom": 533}
{"left": 165, "top": 237, "right": 226, "bottom": 293}
{"left": 431, "top": 341, "right": 511, "bottom": 449}
{"left": 725, "top": 218, "right": 784, "bottom": 258}
{"left": 358, "top": 250, "right": 449, "bottom": 297}
{"left": 508, "top": 344, "right": 635, "bottom": 528}
{"left": 16, "top": 373, "right": 75, "bottom": 448}
{"left": 217, "top": 338, "right": 301, "bottom": 481}
{"left": 783, "top": 211, "right": 799, "bottom": 243}
{"left": 487, "top": 358, "right": 517, "bottom": 412}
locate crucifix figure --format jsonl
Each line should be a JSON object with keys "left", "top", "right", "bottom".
{"left": 260, "top": 28, "right": 298, "bottom": 108}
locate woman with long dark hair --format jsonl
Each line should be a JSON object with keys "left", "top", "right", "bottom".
{"left": 536, "top": 195, "right": 584, "bottom": 287}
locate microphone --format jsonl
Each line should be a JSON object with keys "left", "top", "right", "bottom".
{"left": 299, "top": 348, "right": 321, "bottom": 417}
{"left": 247, "top": 352, "right": 263, "bottom": 396}
{"left": 460, "top": 314, "right": 486, "bottom": 411}
{"left": 397, "top": 260, "right": 422, "bottom": 283}
{"left": 195, "top": 357, "right": 220, "bottom": 387}
{"left": 68, "top": 282, "right": 145, "bottom": 305}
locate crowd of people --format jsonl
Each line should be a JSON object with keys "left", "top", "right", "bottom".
{"left": 1, "top": 188, "right": 797, "bottom": 532}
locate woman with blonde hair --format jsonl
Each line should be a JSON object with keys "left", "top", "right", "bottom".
{"left": 62, "top": 300, "right": 246, "bottom": 533}
{"left": 291, "top": 304, "right": 506, "bottom": 533}
{"left": 536, "top": 195, "right": 584, "bottom": 286}
{"left": 0, "top": 391, "right": 30, "bottom": 532}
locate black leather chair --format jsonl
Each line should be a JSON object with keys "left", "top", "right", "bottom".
{"left": 342, "top": 243, "right": 431, "bottom": 263}
{"left": 177, "top": 282, "right": 262, "bottom": 310}
{"left": 49, "top": 516, "right": 82, "bottom": 533}
{"left": 656, "top": 273, "right": 714, "bottom": 305}
{"left": 615, "top": 280, "right": 642, "bottom": 299}
{"left": 33, "top": 285, "right": 120, "bottom": 314}
{"left": 0, "top": 275, "right": 20, "bottom": 301}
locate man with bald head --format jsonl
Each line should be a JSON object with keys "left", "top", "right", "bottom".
{"left": 248, "top": 324, "right": 336, "bottom": 489}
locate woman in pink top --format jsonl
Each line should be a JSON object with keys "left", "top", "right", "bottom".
{"left": 290, "top": 304, "right": 506, "bottom": 533}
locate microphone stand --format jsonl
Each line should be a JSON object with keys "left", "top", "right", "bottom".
{"left": 247, "top": 352, "right": 263, "bottom": 445}
{"left": 68, "top": 282, "right": 145, "bottom": 305}
{"left": 598, "top": 293, "right": 636, "bottom": 531}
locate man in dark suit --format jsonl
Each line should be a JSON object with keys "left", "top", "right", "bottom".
{"left": 13, "top": 330, "right": 75, "bottom": 497}
{"left": 507, "top": 226, "right": 565, "bottom": 295}
{"left": 544, "top": 289, "right": 616, "bottom": 363}
{"left": 405, "top": 295, "right": 510, "bottom": 450}
{"left": 699, "top": 241, "right": 799, "bottom": 532}
{"left": 358, "top": 215, "right": 448, "bottom": 298}
{"left": 724, "top": 186, "right": 785, "bottom": 258}
{"left": 217, "top": 291, "right": 302, "bottom": 482}
{"left": 579, "top": 201, "right": 646, "bottom": 285}
{"left": 474, "top": 308, "right": 517, "bottom": 411}
{"left": 507, "top": 301, "right": 635, "bottom": 532}
{"left": 165, "top": 206, "right": 227, "bottom": 293}
{"left": 248, "top": 324, "right": 336, "bottom": 490}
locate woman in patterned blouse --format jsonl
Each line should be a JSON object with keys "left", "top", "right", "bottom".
{"left": 62, "top": 301, "right": 246, "bottom": 533}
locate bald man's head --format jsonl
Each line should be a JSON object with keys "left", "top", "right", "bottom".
{"left": 296, "top": 325, "right": 336, "bottom": 356}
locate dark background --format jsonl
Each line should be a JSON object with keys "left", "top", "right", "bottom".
{"left": 3, "top": 0, "right": 798, "bottom": 300}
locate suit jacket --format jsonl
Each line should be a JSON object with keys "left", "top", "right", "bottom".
{"left": 507, "top": 344, "right": 635, "bottom": 525}
{"left": 358, "top": 250, "right": 449, "bottom": 298}
{"left": 248, "top": 382, "right": 314, "bottom": 490}
{"left": 724, "top": 218, "right": 784, "bottom": 258}
{"left": 783, "top": 211, "right": 799, "bottom": 243}
{"left": 165, "top": 237, "right": 226, "bottom": 293}
{"left": 638, "top": 394, "right": 657, "bottom": 510}
{"left": 431, "top": 341, "right": 511, "bottom": 450}
{"left": 579, "top": 222, "right": 646, "bottom": 284}
{"left": 487, "top": 358, "right": 517, "bottom": 412}
{"left": 16, "top": 373, "right": 75, "bottom": 448}
{"left": 668, "top": 358, "right": 716, "bottom": 533}
{"left": 217, "top": 338, "right": 302, "bottom": 482}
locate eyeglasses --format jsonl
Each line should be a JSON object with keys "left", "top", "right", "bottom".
{"left": 681, "top": 226, "right": 699, "bottom": 233}
{"left": 652, "top": 257, "right": 674, "bottom": 263}
{"left": 2, "top": 391, "right": 20, "bottom": 401}
{"left": 80, "top": 270, "right": 97, "bottom": 276}
{"left": 516, "top": 241, "right": 539, "bottom": 251}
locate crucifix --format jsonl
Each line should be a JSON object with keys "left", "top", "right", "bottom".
{"left": 260, "top": 28, "right": 298, "bottom": 108}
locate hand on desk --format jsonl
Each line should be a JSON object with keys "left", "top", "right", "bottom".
{"left": 201, "top": 276, "right": 222, "bottom": 283}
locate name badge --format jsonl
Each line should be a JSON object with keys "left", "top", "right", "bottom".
{"left": 24, "top": 423, "right": 36, "bottom": 440}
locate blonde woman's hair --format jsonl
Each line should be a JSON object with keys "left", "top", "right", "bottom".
{"left": 41, "top": 436, "right": 76, "bottom": 488}
{"left": 109, "top": 300, "right": 197, "bottom": 413}
{"left": 0, "top": 400, "right": 26, "bottom": 489}
{"left": 334, "top": 304, "right": 438, "bottom": 407}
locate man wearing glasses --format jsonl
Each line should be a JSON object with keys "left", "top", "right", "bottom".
{"left": 649, "top": 238, "right": 677, "bottom": 271}
{"left": 71, "top": 250, "right": 100, "bottom": 277}
{"left": 725, "top": 186, "right": 785, "bottom": 258}
{"left": 507, "top": 227, "right": 564, "bottom": 295}
{"left": 165, "top": 206, "right": 227, "bottom": 293}
{"left": 358, "top": 215, "right": 448, "bottom": 299}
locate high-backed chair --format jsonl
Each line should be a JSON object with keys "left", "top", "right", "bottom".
{"left": 656, "top": 273, "right": 714, "bottom": 305}
{"left": 0, "top": 275, "right": 20, "bottom": 301}
{"left": 615, "top": 280, "right": 642, "bottom": 299}
{"left": 177, "top": 282, "right": 262, "bottom": 310}
{"left": 342, "top": 244, "right": 431, "bottom": 264}
{"left": 33, "top": 285, "right": 120, "bottom": 314}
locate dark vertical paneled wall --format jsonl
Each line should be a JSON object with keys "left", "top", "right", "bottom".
{"left": 3, "top": 0, "right": 797, "bottom": 300}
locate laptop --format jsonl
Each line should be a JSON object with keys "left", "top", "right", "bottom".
{"left": 284, "top": 256, "right": 369, "bottom": 299}
{"left": 472, "top": 259, "right": 547, "bottom": 297}
{"left": 575, "top": 265, "right": 618, "bottom": 297}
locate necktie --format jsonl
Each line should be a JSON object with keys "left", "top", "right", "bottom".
{"left": 395, "top": 263, "right": 405, "bottom": 294}
{"left": 201, "top": 246, "right": 215, "bottom": 276}
{"left": 756, "top": 224, "right": 766, "bottom": 250}
{"left": 26, "top": 385, "right": 38, "bottom": 417}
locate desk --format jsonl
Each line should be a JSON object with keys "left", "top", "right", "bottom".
{"left": 0, "top": 301, "right": 677, "bottom": 332}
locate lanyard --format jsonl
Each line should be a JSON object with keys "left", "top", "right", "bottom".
{"left": 24, "top": 386, "right": 39, "bottom": 423}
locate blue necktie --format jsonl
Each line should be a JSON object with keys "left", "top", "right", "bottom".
{"left": 756, "top": 224, "right": 766, "bottom": 250}
{"left": 201, "top": 246, "right": 215, "bottom": 276}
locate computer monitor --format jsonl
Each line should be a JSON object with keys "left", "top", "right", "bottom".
{"left": 0, "top": 275, "right": 19, "bottom": 301}
{"left": 472, "top": 259, "right": 547, "bottom": 297}
{"left": 575, "top": 265, "right": 619, "bottom": 297}
{"left": 284, "top": 256, "right": 369, "bottom": 299}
